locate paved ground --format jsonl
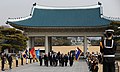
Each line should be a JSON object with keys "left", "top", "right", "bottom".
{"left": 3, "top": 60, "right": 89, "bottom": 72}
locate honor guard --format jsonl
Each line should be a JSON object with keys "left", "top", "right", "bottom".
{"left": 100, "top": 29, "right": 117, "bottom": 72}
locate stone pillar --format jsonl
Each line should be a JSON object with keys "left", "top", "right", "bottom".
{"left": 84, "top": 35, "right": 87, "bottom": 58}
{"left": 48, "top": 37, "right": 52, "bottom": 52}
{"left": 45, "top": 35, "right": 49, "bottom": 54}
{"left": 31, "top": 37, "right": 35, "bottom": 48}
{"left": 27, "top": 37, "right": 30, "bottom": 50}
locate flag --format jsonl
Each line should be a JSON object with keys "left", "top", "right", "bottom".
{"left": 75, "top": 47, "right": 82, "bottom": 60}
{"left": 25, "top": 49, "right": 29, "bottom": 56}
{"left": 22, "top": 49, "right": 28, "bottom": 58}
{"left": 36, "top": 49, "right": 40, "bottom": 59}
{"left": 30, "top": 47, "right": 36, "bottom": 58}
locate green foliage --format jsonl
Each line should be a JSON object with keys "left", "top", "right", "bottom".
{"left": 0, "top": 27, "right": 28, "bottom": 52}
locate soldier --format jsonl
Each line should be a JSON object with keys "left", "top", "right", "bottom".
{"left": 100, "top": 29, "right": 116, "bottom": 72}
{"left": 1, "top": 53, "right": 5, "bottom": 71}
{"left": 69, "top": 53, "right": 74, "bottom": 66}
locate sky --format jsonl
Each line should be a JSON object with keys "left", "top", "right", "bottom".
{"left": 0, "top": 0, "right": 120, "bottom": 26}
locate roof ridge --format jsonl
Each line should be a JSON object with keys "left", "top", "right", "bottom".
{"left": 34, "top": 3, "right": 100, "bottom": 9}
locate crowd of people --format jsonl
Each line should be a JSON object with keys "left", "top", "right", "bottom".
{"left": 1, "top": 50, "right": 103, "bottom": 72}
{"left": 39, "top": 51, "right": 74, "bottom": 67}
{"left": 0, "top": 51, "right": 75, "bottom": 71}
{"left": 86, "top": 52, "right": 102, "bottom": 72}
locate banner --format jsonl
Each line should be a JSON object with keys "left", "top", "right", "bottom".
{"left": 36, "top": 49, "right": 40, "bottom": 59}
{"left": 30, "top": 47, "right": 36, "bottom": 58}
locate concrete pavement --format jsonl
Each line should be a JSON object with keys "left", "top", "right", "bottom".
{"left": 4, "top": 60, "right": 89, "bottom": 72}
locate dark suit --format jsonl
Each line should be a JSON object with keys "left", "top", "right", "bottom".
{"left": 39, "top": 56, "right": 43, "bottom": 66}
{"left": 69, "top": 55, "right": 74, "bottom": 66}
{"left": 64, "top": 55, "right": 68, "bottom": 66}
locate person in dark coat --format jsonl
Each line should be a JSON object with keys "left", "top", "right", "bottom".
{"left": 64, "top": 54, "right": 68, "bottom": 66}
{"left": 53, "top": 53, "right": 58, "bottom": 66}
{"left": 44, "top": 54, "right": 48, "bottom": 66}
{"left": 55, "top": 54, "right": 58, "bottom": 66}
{"left": 49, "top": 52, "right": 53, "bottom": 66}
{"left": 39, "top": 53, "right": 43, "bottom": 66}
{"left": 69, "top": 53, "right": 74, "bottom": 66}
{"left": 59, "top": 54, "right": 62, "bottom": 66}
{"left": 61, "top": 54, "right": 64, "bottom": 67}
{"left": 53, "top": 53, "right": 55, "bottom": 66}
{"left": 1, "top": 53, "right": 5, "bottom": 71}
{"left": 8, "top": 54, "right": 13, "bottom": 69}
{"left": 57, "top": 52, "right": 61, "bottom": 66}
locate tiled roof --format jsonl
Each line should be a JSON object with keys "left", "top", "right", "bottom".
{"left": 7, "top": 4, "right": 111, "bottom": 27}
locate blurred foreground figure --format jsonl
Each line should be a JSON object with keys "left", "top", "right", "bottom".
{"left": 100, "top": 29, "right": 116, "bottom": 72}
